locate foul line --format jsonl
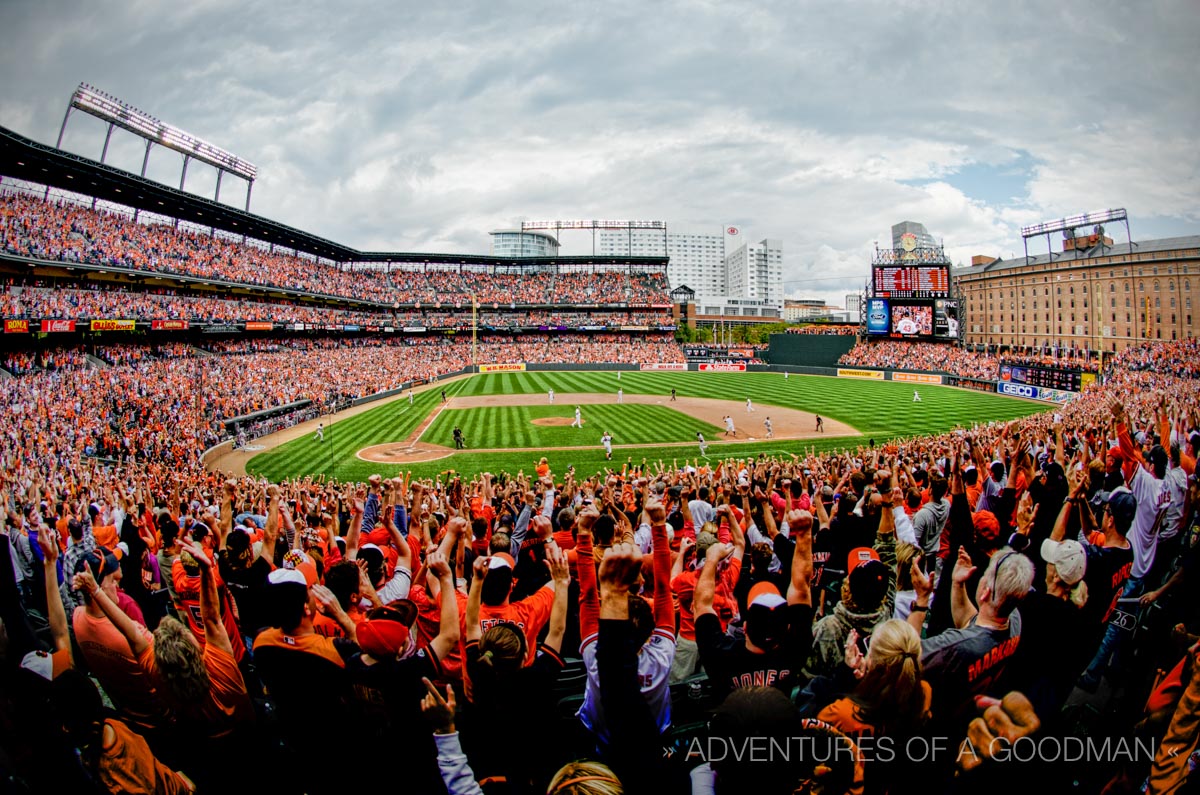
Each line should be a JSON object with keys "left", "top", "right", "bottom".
{"left": 413, "top": 379, "right": 470, "bottom": 446}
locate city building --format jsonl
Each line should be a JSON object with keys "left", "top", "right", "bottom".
{"left": 954, "top": 235, "right": 1199, "bottom": 353}
{"left": 892, "top": 221, "right": 939, "bottom": 250}
{"left": 597, "top": 222, "right": 730, "bottom": 297}
{"left": 845, "top": 294, "right": 862, "bottom": 323}
{"left": 489, "top": 229, "right": 560, "bottom": 257}
{"left": 783, "top": 299, "right": 848, "bottom": 323}
{"left": 724, "top": 238, "right": 783, "bottom": 308}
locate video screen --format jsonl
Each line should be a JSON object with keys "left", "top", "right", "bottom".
{"left": 865, "top": 298, "right": 889, "bottom": 335}
{"left": 873, "top": 265, "right": 950, "bottom": 298}
{"left": 890, "top": 304, "right": 932, "bottom": 336}
{"left": 934, "top": 299, "right": 959, "bottom": 339}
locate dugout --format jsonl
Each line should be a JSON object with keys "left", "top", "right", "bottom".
{"left": 765, "top": 333, "right": 857, "bottom": 368}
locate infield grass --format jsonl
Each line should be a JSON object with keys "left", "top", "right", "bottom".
{"left": 422, "top": 404, "right": 724, "bottom": 449}
{"left": 246, "top": 371, "right": 1047, "bottom": 482}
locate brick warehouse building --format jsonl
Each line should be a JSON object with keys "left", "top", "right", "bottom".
{"left": 954, "top": 234, "right": 1200, "bottom": 354}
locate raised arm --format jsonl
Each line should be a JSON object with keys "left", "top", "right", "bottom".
{"left": 178, "top": 540, "right": 232, "bottom": 656}
{"left": 949, "top": 547, "right": 979, "bottom": 629}
{"left": 645, "top": 500, "right": 674, "bottom": 632}
{"left": 73, "top": 570, "right": 149, "bottom": 657}
{"left": 544, "top": 542, "right": 571, "bottom": 654}
{"left": 465, "top": 556, "right": 486, "bottom": 643}
{"left": 785, "top": 509, "right": 813, "bottom": 607}
{"left": 575, "top": 505, "right": 601, "bottom": 641}
{"left": 36, "top": 527, "right": 70, "bottom": 656}
{"left": 424, "top": 551, "right": 461, "bottom": 661}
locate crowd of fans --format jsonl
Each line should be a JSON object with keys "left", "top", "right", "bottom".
{"left": 999, "top": 354, "right": 1102, "bottom": 373}
{"left": 1, "top": 282, "right": 674, "bottom": 330}
{"left": 0, "top": 193, "right": 672, "bottom": 306}
{"left": 839, "top": 340, "right": 1001, "bottom": 380}
{"left": 1111, "top": 337, "right": 1200, "bottom": 379}
{"left": 0, "top": 336, "right": 1196, "bottom": 793}
{"left": 0, "top": 333, "right": 684, "bottom": 463}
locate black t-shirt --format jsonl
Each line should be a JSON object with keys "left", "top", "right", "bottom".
{"left": 462, "top": 641, "right": 567, "bottom": 787}
{"left": 1080, "top": 542, "right": 1133, "bottom": 627}
{"left": 219, "top": 553, "right": 273, "bottom": 637}
{"left": 1000, "top": 591, "right": 1090, "bottom": 716}
{"left": 345, "top": 647, "right": 443, "bottom": 791}
{"left": 696, "top": 603, "right": 814, "bottom": 698}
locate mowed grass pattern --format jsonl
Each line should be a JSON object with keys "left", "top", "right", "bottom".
{"left": 247, "top": 371, "right": 1047, "bottom": 482}
{"left": 423, "top": 404, "right": 724, "bottom": 449}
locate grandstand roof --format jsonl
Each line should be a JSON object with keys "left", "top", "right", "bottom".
{"left": 0, "top": 125, "right": 668, "bottom": 270}
{"left": 952, "top": 235, "right": 1200, "bottom": 277}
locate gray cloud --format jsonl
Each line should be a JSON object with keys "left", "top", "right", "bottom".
{"left": 1, "top": 0, "right": 1197, "bottom": 308}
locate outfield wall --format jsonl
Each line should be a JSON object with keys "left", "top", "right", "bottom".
{"left": 764, "top": 334, "right": 857, "bottom": 368}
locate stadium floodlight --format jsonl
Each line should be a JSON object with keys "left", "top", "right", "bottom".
{"left": 1021, "top": 209, "right": 1126, "bottom": 239}
{"left": 1019, "top": 208, "right": 1133, "bottom": 266}
{"left": 65, "top": 84, "right": 258, "bottom": 182}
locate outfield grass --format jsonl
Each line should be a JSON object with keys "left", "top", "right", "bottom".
{"left": 422, "top": 404, "right": 724, "bottom": 449}
{"left": 246, "top": 371, "right": 1047, "bottom": 482}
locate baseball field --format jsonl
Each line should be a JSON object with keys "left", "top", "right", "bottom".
{"left": 229, "top": 369, "right": 1046, "bottom": 482}
{"left": 234, "top": 370, "right": 1047, "bottom": 482}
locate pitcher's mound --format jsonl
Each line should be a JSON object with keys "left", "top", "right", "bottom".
{"left": 532, "top": 417, "right": 579, "bottom": 426}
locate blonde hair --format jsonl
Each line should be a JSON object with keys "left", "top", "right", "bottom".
{"left": 850, "top": 619, "right": 927, "bottom": 734}
{"left": 1066, "top": 580, "right": 1089, "bottom": 609}
{"left": 895, "top": 542, "right": 919, "bottom": 592}
{"left": 152, "top": 616, "right": 210, "bottom": 705}
{"left": 547, "top": 761, "right": 623, "bottom": 795}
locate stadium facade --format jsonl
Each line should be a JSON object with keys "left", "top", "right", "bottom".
{"left": 954, "top": 235, "right": 1200, "bottom": 352}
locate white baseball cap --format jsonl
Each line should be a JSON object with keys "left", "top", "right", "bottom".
{"left": 1040, "top": 538, "right": 1086, "bottom": 585}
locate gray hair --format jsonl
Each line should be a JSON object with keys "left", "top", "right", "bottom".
{"left": 983, "top": 548, "right": 1034, "bottom": 617}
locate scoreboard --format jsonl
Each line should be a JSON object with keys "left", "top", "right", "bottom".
{"left": 873, "top": 266, "right": 950, "bottom": 299}
{"left": 999, "top": 364, "right": 1085, "bottom": 392}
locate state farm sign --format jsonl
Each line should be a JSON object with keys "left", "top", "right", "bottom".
{"left": 698, "top": 363, "right": 746, "bottom": 372}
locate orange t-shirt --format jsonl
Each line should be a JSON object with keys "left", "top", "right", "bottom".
{"left": 99, "top": 719, "right": 193, "bottom": 795}
{"left": 73, "top": 607, "right": 166, "bottom": 729}
{"left": 475, "top": 583, "right": 556, "bottom": 667}
{"left": 138, "top": 641, "right": 252, "bottom": 737}
{"left": 535, "top": 462, "right": 550, "bottom": 479}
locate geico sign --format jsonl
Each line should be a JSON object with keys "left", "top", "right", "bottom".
{"left": 998, "top": 383, "right": 1037, "bottom": 398}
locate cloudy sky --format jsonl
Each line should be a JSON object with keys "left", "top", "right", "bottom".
{"left": 2, "top": 0, "right": 1198, "bottom": 307}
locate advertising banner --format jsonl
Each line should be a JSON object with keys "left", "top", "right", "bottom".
{"left": 998, "top": 384, "right": 1046, "bottom": 401}
{"left": 837, "top": 368, "right": 885, "bottom": 380}
{"left": 866, "top": 298, "right": 890, "bottom": 335}
{"left": 698, "top": 363, "right": 746, "bottom": 372}
{"left": 244, "top": 321, "right": 274, "bottom": 331}
{"left": 4, "top": 320, "right": 29, "bottom": 333}
{"left": 479, "top": 363, "right": 527, "bottom": 373}
{"left": 151, "top": 320, "right": 189, "bottom": 331}
{"left": 402, "top": 326, "right": 427, "bottom": 333}
{"left": 343, "top": 324, "right": 361, "bottom": 332}
{"left": 90, "top": 319, "right": 135, "bottom": 331}
{"left": 620, "top": 325, "right": 650, "bottom": 331}
{"left": 728, "top": 348, "right": 755, "bottom": 358}
{"left": 40, "top": 319, "right": 75, "bottom": 333}
{"left": 203, "top": 324, "right": 239, "bottom": 334}
{"left": 892, "top": 372, "right": 942, "bottom": 385}
{"left": 640, "top": 362, "right": 688, "bottom": 371}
